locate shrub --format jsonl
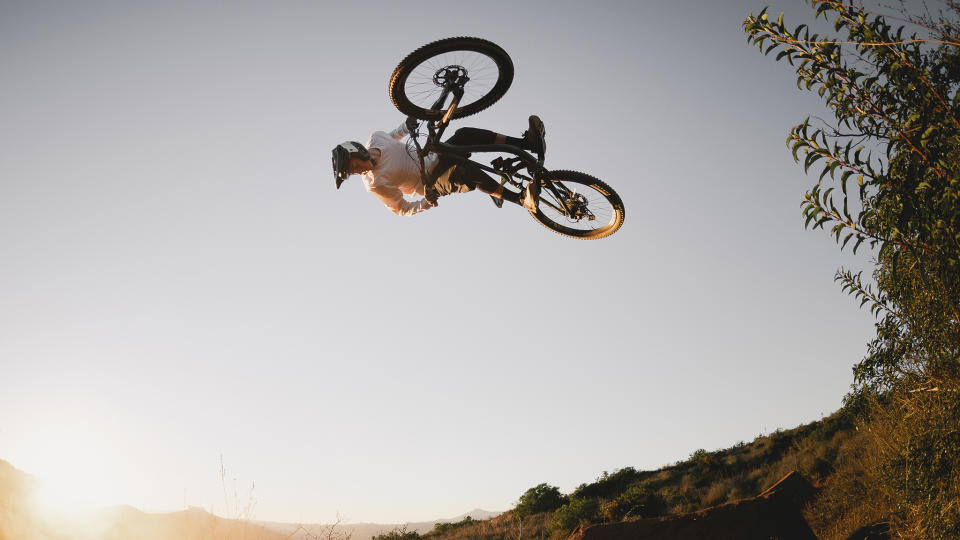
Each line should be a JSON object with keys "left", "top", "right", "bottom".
{"left": 601, "top": 485, "right": 666, "bottom": 521}
{"left": 548, "top": 497, "right": 600, "bottom": 534}
{"left": 570, "top": 468, "right": 645, "bottom": 500}
{"left": 430, "top": 517, "right": 474, "bottom": 535}
{"left": 373, "top": 527, "right": 420, "bottom": 540}
{"left": 514, "top": 483, "right": 567, "bottom": 518}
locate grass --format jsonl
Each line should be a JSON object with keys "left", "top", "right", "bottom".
{"left": 419, "top": 408, "right": 891, "bottom": 540}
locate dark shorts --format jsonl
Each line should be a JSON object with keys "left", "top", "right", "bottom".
{"left": 432, "top": 162, "right": 478, "bottom": 197}
{"left": 427, "top": 127, "right": 499, "bottom": 199}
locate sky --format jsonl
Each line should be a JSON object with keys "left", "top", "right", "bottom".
{"left": 1, "top": 0, "right": 882, "bottom": 525}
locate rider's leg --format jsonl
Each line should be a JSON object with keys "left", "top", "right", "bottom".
{"left": 445, "top": 127, "right": 539, "bottom": 153}
{"left": 437, "top": 121, "right": 545, "bottom": 210}
{"left": 475, "top": 174, "right": 522, "bottom": 205}
{"left": 475, "top": 170, "right": 537, "bottom": 212}
{"left": 441, "top": 162, "right": 523, "bottom": 205}
{"left": 442, "top": 127, "right": 542, "bottom": 211}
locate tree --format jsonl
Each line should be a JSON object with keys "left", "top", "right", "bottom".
{"left": 513, "top": 483, "right": 567, "bottom": 518}
{"left": 745, "top": 1, "right": 959, "bottom": 536}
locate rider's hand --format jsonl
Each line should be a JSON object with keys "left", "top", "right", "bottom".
{"left": 424, "top": 188, "right": 439, "bottom": 207}
{"left": 405, "top": 116, "right": 419, "bottom": 133}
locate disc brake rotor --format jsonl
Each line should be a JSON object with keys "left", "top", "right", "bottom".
{"left": 432, "top": 65, "right": 469, "bottom": 87}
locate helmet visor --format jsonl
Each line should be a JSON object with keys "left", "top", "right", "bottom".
{"left": 332, "top": 146, "right": 350, "bottom": 188}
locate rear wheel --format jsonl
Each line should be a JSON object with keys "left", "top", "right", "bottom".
{"left": 389, "top": 37, "right": 513, "bottom": 121}
{"left": 532, "top": 171, "right": 625, "bottom": 239}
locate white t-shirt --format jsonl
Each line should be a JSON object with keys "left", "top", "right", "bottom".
{"left": 362, "top": 124, "right": 438, "bottom": 216}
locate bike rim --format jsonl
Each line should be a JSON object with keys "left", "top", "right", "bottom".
{"left": 399, "top": 50, "right": 505, "bottom": 112}
{"left": 539, "top": 182, "right": 619, "bottom": 235}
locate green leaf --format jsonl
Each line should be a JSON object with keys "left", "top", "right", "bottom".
{"left": 841, "top": 232, "right": 854, "bottom": 250}
{"left": 805, "top": 151, "right": 824, "bottom": 173}
{"left": 840, "top": 170, "right": 853, "bottom": 194}
{"left": 852, "top": 236, "right": 865, "bottom": 254}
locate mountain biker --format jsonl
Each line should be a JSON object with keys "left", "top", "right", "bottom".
{"left": 332, "top": 116, "right": 546, "bottom": 216}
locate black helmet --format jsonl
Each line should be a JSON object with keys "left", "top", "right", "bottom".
{"left": 332, "top": 141, "right": 371, "bottom": 189}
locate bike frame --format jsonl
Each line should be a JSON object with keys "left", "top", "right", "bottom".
{"left": 406, "top": 85, "right": 576, "bottom": 214}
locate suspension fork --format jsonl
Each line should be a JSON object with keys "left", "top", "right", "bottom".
{"left": 536, "top": 177, "right": 583, "bottom": 218}
{"left": 430, "top": 66, "right": 467, "bottom": 129}
{"left": 426, "top": 89, "right": 462, "bottom": 141}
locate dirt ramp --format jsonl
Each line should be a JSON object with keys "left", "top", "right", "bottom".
{"left": 570, "top": 471, "right": 817, "bottom": 540}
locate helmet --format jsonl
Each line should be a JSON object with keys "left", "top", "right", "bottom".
{"left": 332, "top": 141, "right": 371, "bottom": 189}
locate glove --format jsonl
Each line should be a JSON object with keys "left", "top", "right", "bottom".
{"left": 405, "top": 116, "right": 419, "bottom": 133}
{"left": 424, "top": 185, "right": 439, "bottom": 206}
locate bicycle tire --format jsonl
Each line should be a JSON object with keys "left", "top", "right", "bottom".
{"left": 389, "top": 37, "right": 513, "bottom": 121}
{"left": 532, "top": 170, "right": 625, "bottom": 239}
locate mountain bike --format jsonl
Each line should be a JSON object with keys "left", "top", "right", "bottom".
{"left": 388, "top": 37, "right": 625, "bottom": 239}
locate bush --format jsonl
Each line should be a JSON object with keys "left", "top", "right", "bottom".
{"left": 601, "top": 485, "right": 666, "bottom": 521}
{"left": 688, "top": 449, "right": 722, "bottom": 474}
{"left": 373, "top": 527, "right": 420, "bottom": 540}
{"left": 549, "top": 497, "right": 600, "bottom": 534}
{"left": 514, "top": 483, "right": 567, "bottom": 518}
{"left": 571, "top": 468, "right": 645, "bottom": 500}
{"left": 430, "top": 517, "right": 476, "bottom": 535}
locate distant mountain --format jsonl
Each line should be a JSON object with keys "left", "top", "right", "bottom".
{"left": 91, "top": 505, "right": 289, "bottom": 540}
{"left": 0, "top": 458, "right": 40, "bottom": 502}
{"left": 0, "top": 461, "right": 289, "bottom": 540}
{"left": 0, "top": 458, "right": 60, "bottom": 540}
{"left": 0, "top": 458, "right": 501, "bottom": 540}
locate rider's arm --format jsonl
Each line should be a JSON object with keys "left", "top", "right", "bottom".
{"left": 368, "top": 184, "right": 433, "bottom": 216}
{"left": 388, "top": 122, "right": 409, "bottom": 141}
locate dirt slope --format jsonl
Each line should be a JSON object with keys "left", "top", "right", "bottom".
{"left": 569, "top": 471, "right": 817, "bottom": 540}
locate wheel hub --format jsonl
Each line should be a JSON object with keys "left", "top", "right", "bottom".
{"left": 432, "top": 65, "right": 470, "bottom": 88}
{"left": 564, "top": 193, "right": 591, "bottom": 220}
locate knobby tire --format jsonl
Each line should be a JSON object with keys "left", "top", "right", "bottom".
{"left": 532, "top": 170, "right": 625, "bottom": 239}
{"left": 389, "top": 37, "right": 513, "bottom": 121}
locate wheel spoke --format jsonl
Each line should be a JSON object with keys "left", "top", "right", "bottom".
{"left": 390, "top": 38, "right": 512, "bottom": 121}
{"left": 400, "top": 50, "right": 502, "bottom": 111}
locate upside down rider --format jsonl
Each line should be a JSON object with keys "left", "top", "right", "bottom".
{"left": 331, "top": 116, "right": 546, "bottom": 215}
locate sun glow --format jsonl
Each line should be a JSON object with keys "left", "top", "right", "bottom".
{"left": 32, "top": 475, "right": 110, "bottom": 518}
{"left": 24, "top": 427, "right": 122, "bottom": 519}
{"left": 25, "top": 471, "right": 117, "bottom": 540}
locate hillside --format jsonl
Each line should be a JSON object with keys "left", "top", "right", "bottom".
{"left": 0, "top": 460, "right": 499, "bottom": 540}
{"left": 0, "top": 469, "right": 288, "bottom": 540}
{"left": 416, "top": 409, "right": 884, "bottom": 540}
{"left": 0, "top": 411, "right": 881, "bottom": 540}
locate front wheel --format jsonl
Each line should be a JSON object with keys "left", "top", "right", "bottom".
{"left": 389, "top": 37, "right": 513, "bottom": 121}
{"left": 532, "top": 171, "right": 625, "bottom": 239}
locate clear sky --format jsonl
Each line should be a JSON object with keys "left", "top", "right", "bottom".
{"left": 2, "top": 0, "right": 879, "bottom": 525}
